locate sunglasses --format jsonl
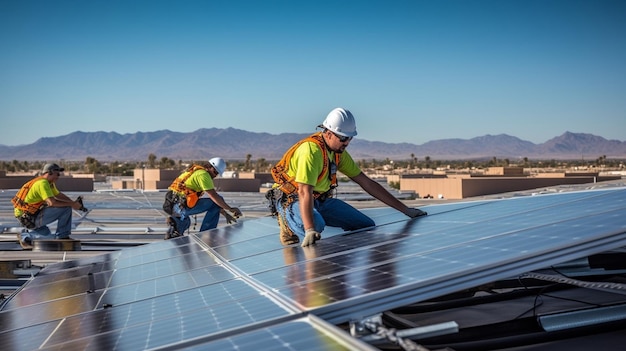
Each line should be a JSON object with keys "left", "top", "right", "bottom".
{"left": 331, "top": 131, "right": 352, "bottom": 143}
{"left": 208, "top": 166, "right": 219, "bottom": 177}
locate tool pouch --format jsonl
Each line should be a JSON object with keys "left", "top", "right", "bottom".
{"left": 17, "top": 212, "right": 38, "bottom": 229}
{"left": 185, "top": 191, "right": 199, "bottom": 208}
{"left": 265, "top": 188, "right": 289, "bottom": 216}
{"left": 265, "top": 188, "right": 279, "bottom": 216}
{"left": 163, "top": 190, "right": 185, "bottom": 215}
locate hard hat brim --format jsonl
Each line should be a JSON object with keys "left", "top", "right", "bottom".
{"left": 317, "top": 124, "right": 357, "bottom": 137}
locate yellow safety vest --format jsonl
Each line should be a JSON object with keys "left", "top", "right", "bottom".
{"left": 271, "top": 132, "right": 340, "bottom": 196}
{"left": 12, "top": 176, "right": 47, "bottom": 215}
{"left": 168, "top": 164, "right": 207, "bottom": 208}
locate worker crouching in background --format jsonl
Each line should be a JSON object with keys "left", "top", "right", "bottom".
{"left": 12, "top": 163, "right": 88, "bottom": 250}
{"left": 163, "top": 158, "right": 242, "bottom": 239}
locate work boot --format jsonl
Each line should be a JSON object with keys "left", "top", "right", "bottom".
{"left": 17, "top": 234, "right": 33, "bottom": 250}
{"left": 165, "top": 217, "right": 182, "bottom": 240}
{"left": 277, "top": 213, "right": 299, "bottom": 245}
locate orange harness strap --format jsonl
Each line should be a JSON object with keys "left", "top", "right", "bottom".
{"left": 12, "top": 176, "right": 47, "bottom": 215}
{"left": 168, "top": 165, "right": 207, "bottom": 208}
{"left": 271, "top": 132, "right": 340, "bottom": 196}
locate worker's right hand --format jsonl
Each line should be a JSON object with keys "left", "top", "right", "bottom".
{"left": 301, "top": 228, "right": 321, "bottom": 247}
{"left": 406, "top": 208, "right": 427, "bottom": 218}
{"left": 71, "top": 197, "right": 87, "bottom": 212}
{"left": 75, "top": 196, "right": 88, "bottom": 212}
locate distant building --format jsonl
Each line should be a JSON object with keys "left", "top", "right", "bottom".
{"left": 398, "top": 167, "right": 621, "bottom": 199}
{"left": 111, "top": 168, "right": 266, "bottom": 192}
{"left": 2, "top": 167, "right": 620, "bottom": 200}
{"left": 0, "top": 171, "right": 94, "bottom": 192}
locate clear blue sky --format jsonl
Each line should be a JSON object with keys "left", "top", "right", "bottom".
{"left": 1, "top": 0, "right": 625, "bottom": 147}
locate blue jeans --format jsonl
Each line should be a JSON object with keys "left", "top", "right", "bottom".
{"left": 21, "top": 206, "right": 73, "bottom": 241}
{"left": 171, "top": 197, "right": 222, "bottom": 234}
{"left": 276, "top": 197, "right": 375, "bottom": 237}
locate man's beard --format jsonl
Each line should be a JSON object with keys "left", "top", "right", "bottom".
{"left": 333, "top": 146, "right": 346, "bottom": 154}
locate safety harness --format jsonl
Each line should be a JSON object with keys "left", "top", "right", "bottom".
{"left": 12, "top": 176, "right": 47, "bottom": 215}
{"left": 271, "top": 132, "right": 340, "bottom": 198}
{"left": 167, "top": 164, "right": 207, "bottom": 209}
{"left": 12, "top": 176, "right": 50, "bottom": 229}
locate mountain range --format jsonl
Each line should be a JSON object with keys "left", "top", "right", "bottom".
{"left": 0, "top": 129, "right": 624, "bottom": 162}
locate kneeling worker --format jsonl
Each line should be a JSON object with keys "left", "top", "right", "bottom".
{"left": 12, "top": 163, "right": 88, "bottom": 250}
{"left": 163, "top": 158, "right": 242, "bottom": 239}
{"left": 268, "top": 107, "right": 427, "bottom": 247}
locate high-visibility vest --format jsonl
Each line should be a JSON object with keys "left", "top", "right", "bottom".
{"left": 167, "top": 164, "right": 207, "bottom": 208}
{"left": 271, "top": 132, "right": 340, "bottom": 196}
{"left": 12, "top": 176, "right": 47, "bottom": 215}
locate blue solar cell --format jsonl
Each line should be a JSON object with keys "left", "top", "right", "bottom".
{"left": 189, "top": 317, "right": 376, "bottom": 350}
{"left": 0, "top": 321, "right": 60, "bottom": 351}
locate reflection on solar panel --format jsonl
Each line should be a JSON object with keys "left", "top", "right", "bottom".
{"left": 1, "top": 187, "right": 625, "bottom": 350}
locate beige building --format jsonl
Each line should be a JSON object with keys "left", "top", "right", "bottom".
{"left": 0, "top": 171, "right": 94, "bottom": 192}
{"left": 111, "top": 168, "right": 270, "bottom": 192}
{"left": 0, "top": 169, "right": 269, "bottom": 193}
{"left": 398, "top": 167, "right": 621, "bottom": 199}
{"left": 2, "top": 167, "right": 620, "bottom": 200}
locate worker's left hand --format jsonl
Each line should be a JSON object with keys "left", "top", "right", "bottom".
{"left": 221, "top": 209, "right": 239, "bottom": 224}
{"left": 230, "top": 207, "right": 242, "bottom": 218}
{"left": 301, "top": 229, "right": 321, "bottom": 247}
{"left": 406, "top": 208, "right": 427, "bottom": 218}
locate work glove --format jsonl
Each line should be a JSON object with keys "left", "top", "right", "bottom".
{"left": 230, "top": 207, "right": 242, "bottom": 218}
{"left": 301, "top": 228, "right": 321, "bottom": 247}
{"left": 407, "top": 207, "right": 427, "bottom": 218}
{"left": 221, "top": 210, "right": 239, "bottom": 224}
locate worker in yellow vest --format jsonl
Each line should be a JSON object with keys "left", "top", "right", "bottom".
{"left": 12, "top": 163, "right": 87, "bottom": 249}
{"left": 163, "top": 158, "right": 242, "bottom": 239}
{"left": 268, "top": 107, "right": 427, "bottom": 247}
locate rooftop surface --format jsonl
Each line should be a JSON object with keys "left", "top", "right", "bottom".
{"left": 1, "top": 179, "right": 626, "bottom": 350}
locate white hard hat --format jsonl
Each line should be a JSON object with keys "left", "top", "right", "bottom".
{"left": 208, "top": 157, "right": 226, "bottom": 176}
{"left": 320, "top": 107, "right": 357, "bottom": 137}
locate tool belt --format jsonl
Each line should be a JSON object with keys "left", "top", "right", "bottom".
{"left": 265, "top": 188, "right": 282, "bottom": 216}
{"left": 163, "top": 190, "right": 186, "bottom": 215}
{"left": 16, "top": 211, "right": 39, "bottom": 230}
{"left": 313, "top": 189, "right": 333, "bottom": 202}
{"left": 265, "top": 187, "right": 334, "bottom": 217}
{"left": 265, "top": 188, "right": 299, "bottom": 216}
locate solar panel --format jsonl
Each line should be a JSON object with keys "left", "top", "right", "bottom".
{"left": 1, "top": 186, "right": 625, "bottom": 350}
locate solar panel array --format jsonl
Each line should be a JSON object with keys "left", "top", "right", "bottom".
{"left": 1, "top": 186, "right": 625, "bottom": 350}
